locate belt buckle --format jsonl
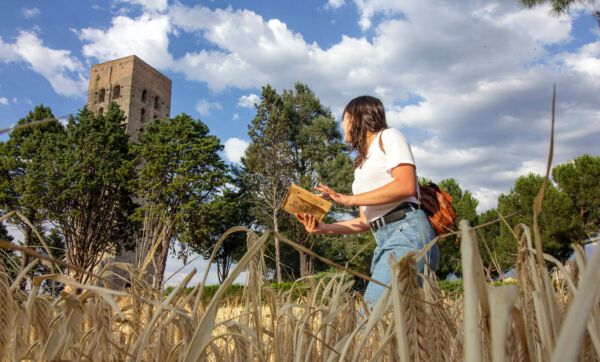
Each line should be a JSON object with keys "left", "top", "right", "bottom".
{"left": 372, "top": 217, "right": 385, "bottom": 232}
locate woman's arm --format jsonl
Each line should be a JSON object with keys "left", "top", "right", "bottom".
{"left": 316, "top": 164, "right": 416, "bottom": 207}
{"left": 296, "top": 207, "right": 370, "bottom": 235}
{"left": 319, "top": 216, "right": 370, "bottom": 234}
{"left": 351, "top": 164, "right": 416, "bottom": 206}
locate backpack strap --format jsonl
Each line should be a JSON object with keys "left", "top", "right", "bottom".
{"left": 378, "top": 130, "right": 421, "bottom": 201}
{"left": 378, "top": 131, "right": 385, "bottom": 155}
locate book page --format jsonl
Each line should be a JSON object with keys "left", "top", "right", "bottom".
{"left": 283, "top": 184, "right": 332, "bottom": 221}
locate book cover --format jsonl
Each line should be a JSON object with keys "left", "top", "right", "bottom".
{"left": 283, "top": 184, "right": 332, "bottom": 221}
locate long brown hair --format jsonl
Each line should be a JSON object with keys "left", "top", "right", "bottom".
{"left": 343, "top": 95, "right": 388, "bottom": 169}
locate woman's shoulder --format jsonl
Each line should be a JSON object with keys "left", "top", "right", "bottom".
{"left": 381, "top": 127, "right": 408, "bottom": 143}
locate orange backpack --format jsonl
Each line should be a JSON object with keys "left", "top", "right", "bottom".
{"left": 418, "top": 182, "right": 456, "bottom": 234}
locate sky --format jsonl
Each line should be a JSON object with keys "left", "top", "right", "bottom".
{"left": 0, "top": 0, "right": 599, "bottom": 286}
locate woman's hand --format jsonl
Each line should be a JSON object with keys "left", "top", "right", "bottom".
{"left": 315, "top": 183, "right": 354, "bottom": 206}
{"left": 295, "top": 213, "right": 325, "bottom": 234}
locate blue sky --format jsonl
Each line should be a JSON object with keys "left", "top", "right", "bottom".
{"left": 1, "top": 0, "right": 599, "bottom": 285}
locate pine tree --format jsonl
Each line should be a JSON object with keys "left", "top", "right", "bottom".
{"left": 242, "top": 85, "right": 294, "bottom": 282}
{"left": 37, "top": 103, "right": 138, "bottom": 283}
{"left": 133, "top": 113, "right": 228, "bottom": 287}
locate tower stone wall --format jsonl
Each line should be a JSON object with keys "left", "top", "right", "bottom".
{"left": 87, "top": 55, "right": 172, "bottom": 140}
{"left": 86, "top": 55, "right": 172, "bottom": 287}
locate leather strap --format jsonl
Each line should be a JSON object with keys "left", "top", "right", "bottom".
{"left": 370, "top": 202, "right": 418, "bottom": 232}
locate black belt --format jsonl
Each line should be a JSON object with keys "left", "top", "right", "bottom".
{"left": 369, "top": 202, "right": 419, "bottom": 232}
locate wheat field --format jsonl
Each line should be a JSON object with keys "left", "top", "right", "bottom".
{"left": 1, "top": 210, "right": 599, "bottom": 362}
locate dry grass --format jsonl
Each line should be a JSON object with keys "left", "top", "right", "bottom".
{"left": 1, "top": 88, "right": 598, "bottom": 361}
{"left": 0, "top": 214, "right": 599, "bottom": 362}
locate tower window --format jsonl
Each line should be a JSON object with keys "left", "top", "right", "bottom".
{"left": 113, "top": 85, "right": 121, "bottom": 98}
{"left": 141, "top": 89, "right": 147, "bottom": 103}
{"left": 98, "top": 107, "right": 104, "bottom": 115}
{"left": 154, "top": 96, "right": 160, "bottom": 110}
{"left": 98, "top": 88, "right": 106, "bottom": 103}
{"left": 141, "top": 108, "right": 146, "bottom": 123}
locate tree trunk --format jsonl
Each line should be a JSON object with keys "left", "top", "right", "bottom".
{"left": 154, "top": 233, "right": 171, "bottom": 288}
{"left": 299, "top": 234, "right": 310, "bottom": 278}
{"left": 217, "top": 256, "right": 232, "bottom": 283}
{"left": 300, "top": 251, "right": 307, "bottom": 278}
{"left": 19, "top": 224, "right": 33, "bottom": 290}
{"left": 273, "top": 212, "right": 282, "bottom": 283}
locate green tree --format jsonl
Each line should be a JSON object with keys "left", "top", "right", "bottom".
{"left": 497, "top": 173, "right": 581, "bottom": 264}
{"left": 0, "top": 220, "right": 18, "bottom": 280}
{"left": 436, "top": 178, "right": 479, "bottom": 278}
{"left": 242, "top": 85, "right": 295, "bottom": 283}
{"left": 475, "top": 208, "right": 507, "bottom": 278}
{"left": 191, "top": 178, "right": 254, "bottom": 283}
{"left": 36, "top": 103, "right": 138, "bottom": 283}
{"left": 133, "top": 113, "right": 228, "bottom": 287}
{"left": 552, "top": 154, "right": 600, "bottom": 234}
{"left": 39, "top": 228, "right": 66, "bottom": 295}
{"left": 281, "top": 83, "right": 356, "bottom": 278}
{"left": 0, "top": 105, "right": 63, "bottom": 275}
{"left": 520, "top": 0, "right": 599, "bottom": 24}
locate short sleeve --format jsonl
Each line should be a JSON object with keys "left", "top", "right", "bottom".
{"left": 381, "top": 128, "right": 415, "bottom": 173}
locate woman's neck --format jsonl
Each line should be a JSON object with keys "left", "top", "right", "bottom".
{"left": 365, "top": 131, "right": 379, "bottom": 150}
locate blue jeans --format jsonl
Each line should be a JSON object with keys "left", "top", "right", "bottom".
{"left": 363, "top": 208, "right": 439, "bottom": 308}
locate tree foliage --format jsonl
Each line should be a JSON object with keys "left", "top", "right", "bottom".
{"left": 242, "top": 85, "right": 295, "bottom": 282}
{"left": 552, "top": 154, "right": 600, "bottom": 234}
{"left": 436, "top": 178, "right": 479, "bottom": 278}
{"left": 133, "top": 113, "right": 229, "bottom": 287}
{"left": 520, "top": 0, "right": 600, "bottom": 25}
{"left": 241, "top": 83, "right": 364, "bottom": 281}
{"left": 36, "top": 103, "right": 138, "bottom": 282}
{"left": 190, "top": 165, "right": 254, "bottom": 283}
{"left": 497, "top": 173, "right": 582, "bottom": 265}
{"left": 281, "top": 83, "right": 356, "bottom": 278}
{"left": 0, "top": 105, "right": 64, "bottom": 274}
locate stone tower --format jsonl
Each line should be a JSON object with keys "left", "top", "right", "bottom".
{"left": 86, "top": 55, "right": 172, "bottom": 139}
{"left": 86, "top": 55, "right": 171, "bottom": 287}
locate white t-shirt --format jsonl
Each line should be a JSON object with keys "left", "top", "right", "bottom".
{"left": 351, "top": 127, "right": 420, "bottom": 224}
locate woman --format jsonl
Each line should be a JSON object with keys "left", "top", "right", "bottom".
{"left": 295, "top": 95, "right": 439, "bottom": 308}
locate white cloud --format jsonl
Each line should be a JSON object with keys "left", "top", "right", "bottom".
{"left": 473, "top": 188, "right": 501, "bottom": 213}
{"left": 238, "top": 93, "right": 260, "bottom": 108}
{"left": 117, "top": 0, "right": 168, "bottom": 12}
{"left": 326, "top": 0, "right": 346, "bottom": 9}
{"left": 174, "top": 50, "right": 260, "bottom": 92}
{"left": 22, "top": 7, "right": 41, "bottom": 19}
{"left": 0, "top": 97, "right": 8, "bottom": 105}
{"left": 79, "top": 13, "right": 173, "bottom": 69}
{"left": 148, "top": 1, "right": 600, "bottom": 210}
{"left": 224, "top": 137, "right": 249, "bottom": 164}
{"left": 169, "top": 5, "right": 314, "bottom": 91}
{"left": 560, "top": 41, "right": 600, "bottom": 77}
{"left": 162, "top": 1, "right": 600, "bottom": 211}
{"left": 233, "top": 112, "right": 239, "bottom": 120}
{"left": 0, "top": 37, "right": 20, "bottom": 62}
{"left": 195, "top": 99, "right": 222, "bottom": 116}
{"left": 0, "top": 31, "right": 87, "bottom": 98}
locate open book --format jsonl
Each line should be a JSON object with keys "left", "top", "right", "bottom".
{"left": 283, "top": 184, "right": 332, "bottom": 221}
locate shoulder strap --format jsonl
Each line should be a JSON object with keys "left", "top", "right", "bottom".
{"left": 378, "top": 131, "right": 385, "bottom": 155}
{"left": 378, "top": 129, "right": 422, "bottom": 200}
